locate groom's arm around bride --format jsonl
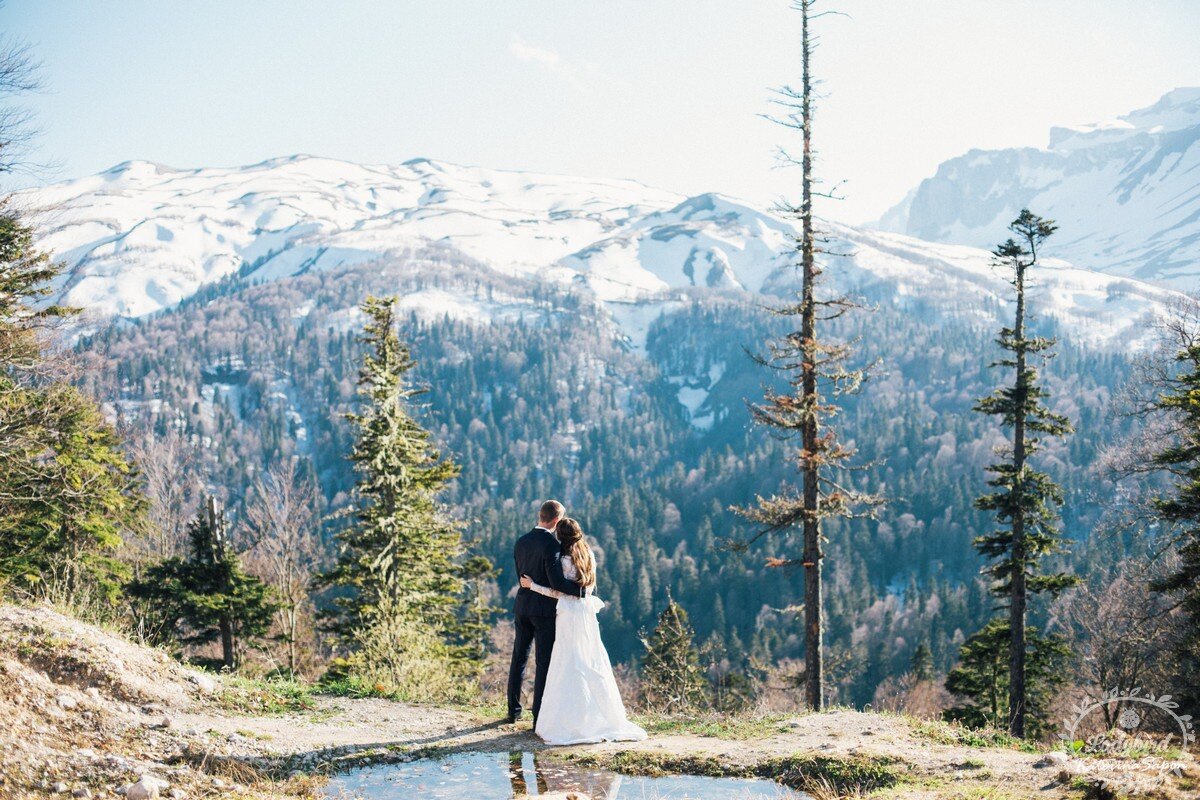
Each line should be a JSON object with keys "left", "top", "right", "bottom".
{"left": 506, "top": 500, "right": 583, "bottom": 724}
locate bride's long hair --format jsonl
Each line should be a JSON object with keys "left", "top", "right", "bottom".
{"left": 556, "top": 518, "right": 596, "bottom": 588}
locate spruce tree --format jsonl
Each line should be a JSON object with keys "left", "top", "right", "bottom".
{"left": 0, "top": 211, "right": 144, "bottom": 604}
{"left": 910, "top": 641, "right": 934, "bottom": 682}
{"left": 128, "top": 496, "right": 276, "bottom": 669}
{"left": 640, "top": 597, "right": 709, "bottom": 713}
{"left": 319, "top": 296, "right": 476, "bottom": 698}
{"left": 945, "top": 618, "right": 1069, "bottom": 738}
{"left": 971, "top": 209, "right": 1077, "bottom": 737}
{"left": 735, "top": 0, "right": 880, "bottom": 711}
{"left": 459, "top": 554, "right": 500, "bottom": 663}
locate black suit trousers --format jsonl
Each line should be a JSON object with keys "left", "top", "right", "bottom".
{"left": 507, "top": 612, "right": 556, "bottom": 720}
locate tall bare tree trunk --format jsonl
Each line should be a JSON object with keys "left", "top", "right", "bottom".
{"left": 798, "top": 0, "right": 823, "bottom": 713}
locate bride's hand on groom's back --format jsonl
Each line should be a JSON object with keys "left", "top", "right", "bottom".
{"left": 519, "top": 574, "right": 533, "bottom": 589}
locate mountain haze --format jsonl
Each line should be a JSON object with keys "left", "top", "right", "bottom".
{"left": 876, "top": 88, "right": 1200, "bottom": 290}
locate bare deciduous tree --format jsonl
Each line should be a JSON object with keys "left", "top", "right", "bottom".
{"left": 0, "top": 33, "right": 43, "bottom": 182}
{"left": 126, "top": 427, "right": 202, "bottom": 560}
{"left": 1051, "top": 561, "right": 1185, "bottom": 729}
{"left": 243, "top": 458, "right": 322, "bottom": 675}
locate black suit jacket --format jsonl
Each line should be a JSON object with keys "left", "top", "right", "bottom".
{"left": 513, "top": 527, "right": 585, "bottom": 617}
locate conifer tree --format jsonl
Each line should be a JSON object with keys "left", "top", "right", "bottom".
{"left": 319, "top": 296, "right": 477, "bottom": 697}
{"left": 735, "top": 0, "right": 880, "bottom": 712}
{"left": 128, "top": 496, "right": 276, "bottom": 669}
{"left": 459, "top": 554, "right": 500, "bottom": 663}
{"left": 640, "top": 597, "right": 709, "bottom": 713}
{"left": 0, "top": 211, "right": 143, "bottom": 603}
{"left": 910, "top": 641, "right": 934, "bottom": 682}
{"left": 945, "top": 618, "right": 1069, "bottom": 737}
{"left": 971, "top": 209, "right": 1077, "bottom": 737}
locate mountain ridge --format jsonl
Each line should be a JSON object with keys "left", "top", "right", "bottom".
{"left": 24, "top": 154, "right": 1181, "bottom": 351}
{"left": 874, "top": 87, "right": 1200, "bottom": 289}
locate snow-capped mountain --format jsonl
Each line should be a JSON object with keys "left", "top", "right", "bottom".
{"left": 24, "top": 154, "right": 1180, "bottom": 348}
{"left": 875, "top": 88, "right": 1200, "bottom": 289}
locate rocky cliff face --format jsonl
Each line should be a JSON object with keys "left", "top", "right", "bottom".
{"left": 876, "top": 88, "right": 1200, "bottom": 289}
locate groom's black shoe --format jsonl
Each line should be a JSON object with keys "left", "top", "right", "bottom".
{"left": 504, "top": 711, "right": 519, "bottom": 724}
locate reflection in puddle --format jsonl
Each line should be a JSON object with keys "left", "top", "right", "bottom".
{"left": 325, "top": 751, "right": 806, "bottom": 799}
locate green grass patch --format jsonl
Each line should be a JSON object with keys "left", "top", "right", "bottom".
{"left": 763, "top": 754, "right": 902, "bottom": 793}
{"left": 909, "top": 718, "right": 1040, "bottom": 752}
{"left": 564, "top": 749, "right": 902, "bottom": 794}
{"left": 216, "top": 674, "right": 317, "bottom": 715}
{"left": 453, "top": 697, "right": 508, "bottom": 722}
{"left": 318, "top": 675, "right": 398, "bottom": 700}
{"left": 632, "top": 713, "right": 793, "bottom": 740}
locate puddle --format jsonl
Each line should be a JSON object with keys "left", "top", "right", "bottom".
{"left": 325, "top": 751, "right": 808, "bottom": 799}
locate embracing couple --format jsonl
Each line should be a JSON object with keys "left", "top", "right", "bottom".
{"left": 505, "top": 500, "right": 647, "bottom": 745}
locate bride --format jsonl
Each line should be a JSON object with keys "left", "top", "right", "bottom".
{"left": 519, "top": 518, "right": 647, "bottom": 745}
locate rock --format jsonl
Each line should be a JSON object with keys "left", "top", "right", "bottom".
{"left": 125, "top": 775, "right": 169, "bottom": 800}
{"left": 52, "top": 782, "right": 68, "bottom": 793}
{"left": 56, "top": 694, "right": 78, "bottom": 710}
{"left": 85, "top": 687, "right": 102, "bottom": 701}
{"left": 1035, "top": 751, "right": 1070, "bottom": 768}
{"left": 1055, "top": 760, "right": 1089, "bottom": 782}
{"left": 210, "top": 778, "right": 226, "bottom": 790}
{"left": 72, "top": 789, "right": 92, "bottom": 799}
{"left": 187, "top": 673, "right": 216, "bottom": 694}
{"left": 167, "top": 790, "right": 185, "bottom": 799}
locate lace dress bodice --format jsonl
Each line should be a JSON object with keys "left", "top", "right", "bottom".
{"left": 531, "top": 554, "right": 591, "bottom": 598}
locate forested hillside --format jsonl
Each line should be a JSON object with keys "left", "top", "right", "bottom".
{"left": 75, "top": 246, "right": 1144, "bottom": 705}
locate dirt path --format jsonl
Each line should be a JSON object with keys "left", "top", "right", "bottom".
{"left": 3, "top": 603, "right": 1194, "bottom": 799}
{"left": 178, "top": 699, "right": 1106, "bottom": 798}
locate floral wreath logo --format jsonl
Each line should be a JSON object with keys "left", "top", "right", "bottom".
{"left": 1059, "top": 687, "right": 1195, "bottom": 788}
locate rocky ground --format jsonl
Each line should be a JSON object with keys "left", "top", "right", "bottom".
{"left": 1, "top": 602, "right": 1196, "bottom": 800}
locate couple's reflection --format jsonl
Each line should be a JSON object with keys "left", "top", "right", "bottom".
{"left": 507, "top": 751, "right": 623, "bottom": 799}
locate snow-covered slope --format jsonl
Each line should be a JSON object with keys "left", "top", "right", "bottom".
{"left": 30, "top": 156, "right": 683, "bottom": 317}
{"left": 24, "top": 154, "right": 1180, "bottom": 348}
{"left": 875, "top": 88, "right": 1200, "bottom": 289}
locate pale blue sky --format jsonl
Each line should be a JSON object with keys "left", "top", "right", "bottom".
{"left": 6, "top": 0, "right": 1200, "bottom": 223}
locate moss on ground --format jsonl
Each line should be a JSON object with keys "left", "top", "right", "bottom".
{"left": 632, "top": 712, "right": 794, "bottom": 740}
{"left": 563, "top": 748, "right": 904, "bottom": 794}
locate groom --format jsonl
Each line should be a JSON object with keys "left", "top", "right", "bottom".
{"left": 506, "top": 499, "right": 587, "bottom": 724}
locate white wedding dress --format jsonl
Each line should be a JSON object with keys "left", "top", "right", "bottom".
{"left": 529, "top": 555, "right": 647, "bottom": 745}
